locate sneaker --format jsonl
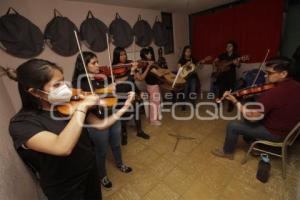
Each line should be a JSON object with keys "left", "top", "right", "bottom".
{"left": 150, "top": 121, "right": 162, "bottom": 126}
{"left": 211, "top": 148, "right": 234, "bottom": 160}
{"left": 101, "top": 176, "right": 112, "bottom": 189}
{"left": 137, "top": 131, "right": 150, "bottom": 139}
{"left": 117, "top": 164, "right": 132, "bottom": 173}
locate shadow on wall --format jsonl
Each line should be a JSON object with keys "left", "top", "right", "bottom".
{"left": 0, "top": 78, "right": 45, "bottom": 200}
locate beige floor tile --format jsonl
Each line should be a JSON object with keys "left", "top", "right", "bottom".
{"left": 181, "top": 179, "right": 220, "bottom": 200}
{"left": 162, "top": 149, "right": 188, "bottom": 165}
{"left": 143, "top": 183, "right": 180, "bottom": 200}
{"left": 122, "top": 140, "right": 148, "bottom": 158}
{"left": 134, "top": 148, "right": 161, "bottom": 166}
{"left": 102, "top": 109, "right": 299, "bottom": 200}
{"left": 148, "top": 157, "right": 176, "bottom": 180}
{"left": 127, "top": 170, "right": 160, "bottom": 197}
{"left": 163, "top": 167, "right": 198, "bottom": 195}
{"left": 106, "top": 184, "right": 141, "bottom": 200}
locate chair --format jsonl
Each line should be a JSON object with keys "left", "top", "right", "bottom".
{"left": 241, "top": 121, "right": 300, "bottom": 179}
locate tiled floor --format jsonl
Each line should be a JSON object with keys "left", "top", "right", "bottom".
{"left": 102, "top": 104, "right": 300, "bottom": 200}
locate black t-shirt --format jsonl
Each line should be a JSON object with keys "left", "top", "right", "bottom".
{"left": 9, "top": 109, "right": 95, "bottom": 192}
{"left": 157, "top": 56, "right": 168, "bottom": 69}
{"left": 217, "top": 52, "right": 239, "bottom": 81}
{"left": 144, "top": 63, "right": 160, "bottom": 85}
{"left": 178, "top": 57, "right": 198, "bottom": 66}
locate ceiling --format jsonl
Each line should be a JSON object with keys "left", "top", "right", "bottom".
{"left": 66, "top": 0, "right": 238, "bottom": 14}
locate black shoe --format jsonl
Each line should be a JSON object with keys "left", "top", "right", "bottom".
{"left": 117, "top": 164, "right": 132, "bottom": 173}
{"left": 137, "top": 131, "right": 150, "bottom": 139}
{"left": 101, "top": 176, "right": 112, "bottom": 189}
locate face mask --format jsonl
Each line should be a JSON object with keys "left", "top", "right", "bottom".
{"left": 39, "top": 84, "right": 72, "bottom": 104}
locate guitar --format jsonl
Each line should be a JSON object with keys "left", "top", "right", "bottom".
{"left": 180, "top": 56, "right": 212, "bottom": 78}
{"left": 212, "top": 55, "right": 250, "bottom": 78}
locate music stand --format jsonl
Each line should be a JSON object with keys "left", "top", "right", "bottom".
{"left": 168, "top": 133, "right": 196, "bottom": 152}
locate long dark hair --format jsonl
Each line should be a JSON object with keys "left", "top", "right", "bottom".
{"left": 73, "top": 51, "right": 97, "bottom": 82}
{"left": 112, "top": 47, "right": 127, "bottom": 65}
{"left": 16, "top": 59, "right": 62, "bottom": 111}
{"left": 140, "top": 48, "right": 150, "bottom": 60}
{"left": 227, "top": 40, "right": 237, "bottom": 52}
{"left": 147, "top": 46, "right": 155, "bottom": 61}
{"left": 180, "top": 45, "right": 192, "bottom": 61}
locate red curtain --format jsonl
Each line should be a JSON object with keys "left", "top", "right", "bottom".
{"left": 190, "top": 0, "right": 284, "bottom": 62}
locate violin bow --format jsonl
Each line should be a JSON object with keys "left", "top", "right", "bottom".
{"left": 74, "top": 30, "right": 95, "bottom": 95}
{"left": 74, "top": 30, "right": 104, "bottom": 114}
{"left": 106, "top": 33, "right": 115, "bottom": 84}
{"left": 172, "top": 67, "right": 183, "bottom": 88}
{"left": 251, "top": 49, "right": 270, "bottom": 87}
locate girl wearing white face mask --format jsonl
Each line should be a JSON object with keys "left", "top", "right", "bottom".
{"left": 38, "top": 83, "right": 73, "bottom": 104}
{"left": 8, "top": 59, "right": 134, "bottom": 200}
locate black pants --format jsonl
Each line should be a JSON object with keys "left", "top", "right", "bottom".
{"left": 45, "top": 162, "right": 101, "bottom": 200}
{"left": 183, "top": 73, "right": 200, "bottom": 105}
{"left": 216, "top": 74, "right": 236, "bottom": 110}
{"left": 121, "top": 100, "right": 143, "bottom": 138}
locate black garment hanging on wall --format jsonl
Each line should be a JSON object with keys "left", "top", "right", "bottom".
{"left": 109, "top": 13, "right": 133, "bottom": 48}
{"left": 152, "top": 16, "right": 167, "bottom": 47}
{"left": 133, "top": 15, "right": 152, "bottom": 47}
{"left": 80, "top": 11, "right": 108, "bottom": 52}
{"left": 0, "top": 7, "right": 44, "bottom": 58}
{"left": 44, "top": 9, "right": 79, "bottom": 56}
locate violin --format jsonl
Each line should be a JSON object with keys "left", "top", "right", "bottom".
{"left": 96, "top": 60, "right": 150, "bottom": 79}
{"left": 216, "top": 83, "right": 275, "bottom": 103}
{"left": 56, "top": 88, "right": 117, "bottom": 116}
{"left": 233, "top": 83, "right": 275, "bottom": 98}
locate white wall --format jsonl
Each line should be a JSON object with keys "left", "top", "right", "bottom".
{"left": 0, "top": 77, "right": 42, "bottom": 200}
{"left": 0, "top": 0, "right": 189, "bottom": 111}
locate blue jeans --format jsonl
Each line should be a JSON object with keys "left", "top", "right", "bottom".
{"left": 183, "top": 73, "right": 199, "bottom": 104}
{"left": 223, "top": 120, "right": 284, "bottom": 154}
{"left": 88, "top": 121, "right": 123, "bottom": 178}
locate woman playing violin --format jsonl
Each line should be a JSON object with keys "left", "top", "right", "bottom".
{"left": 72, "top": 51, "right": 133, "bottom": 189}
{"left": 212, "top": 57, "right": 300, "bottom": 160}
{"left": 140, "top": 47, "right": 163, "bottom": 126}
{"left": 9, "top": 59, "right": 134, "bottom": 200}
{"left": 112, "top": 47, "right": 151, "bottom": 144}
